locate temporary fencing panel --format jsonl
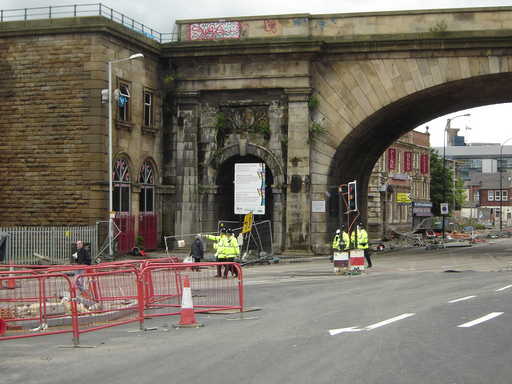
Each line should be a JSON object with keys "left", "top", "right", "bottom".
{"left": 71, "top": 268, "right": 143, "bottom": 336}
{"left": 0, "top": 272, "right": 79, "bottom": 342}
{"left": 218, "top": 220, "right": 273, "bottom": 260}
{"left": 0, "top": 226, "right": 98, "bottom": 265}
{"left": 0, "top": 261, "right": 244, "bottom": 345}
{"left": 139, "top": 213, "right": 158, "bottom": 250}
{"left": 141, "top": 262, "right": 244, "bottom": 322}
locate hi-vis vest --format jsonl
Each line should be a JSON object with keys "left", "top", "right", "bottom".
{"left": 351, "top": 229, "right": 369, "bottom": 250}
{"left": 206, "top": 234, "right": 224, "bottom": 257}
{"left": 332, "top": 232, "right": 350, "bottom": 250}
{"left": 217, "top": 236, "right": 240, "bottom": 259}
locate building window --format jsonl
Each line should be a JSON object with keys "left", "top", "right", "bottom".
{"left": 488, "top": 190, "right": 494, "bottom": 201}
{"left": 113, "top": 158, "right": 131, "bottom": 212}
{"left": 503, "top": 191, "right": 508, "bottom": 201}
{"left": 474, "top": 191, "right": 480, "bottom": 202}
{"left": 139, "top": 160, "right": 155, "bottom": 213}
{"left": 143, "top": 90, "right": 153, "bottom": 127}
{"left": 117, "top": 81, "right": 131, "bottom": 122}
{"left": 495, "top": 190, "right": 501, "bottom": 202}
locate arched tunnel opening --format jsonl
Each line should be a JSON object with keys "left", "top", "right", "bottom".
{"left": 327, "top": 72, "right": 512, "bottom": 238}
{"left": 216, "top": 154, "right": 274, "bottom": 224}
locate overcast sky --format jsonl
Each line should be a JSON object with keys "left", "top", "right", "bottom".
{"left": 3, "top": 0, "right": 512, "bottom": 146}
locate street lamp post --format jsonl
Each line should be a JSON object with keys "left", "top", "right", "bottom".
{"left": 107, "top": 53, "right": 144, "bottom": 257}
{"left": 442, "top": 113, "right": 470, "bottom": 241}
{"left": 499, "top": 137, "right": 512, "bottom": 233}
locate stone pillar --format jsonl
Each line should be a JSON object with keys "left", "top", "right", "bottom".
{"left": 174, "top": 91, "right": 200, "bottom": 237}
{"left": 285, "top": 88, "right": 311, "bottom": 250}
{"left": 199, "top": 185, "right": 219, "bottom": 234}
{"left": 132, "top": 184, "right": 141, "bottom": 236}
{"left": 272, "top": 187, "right": 284, "bottom": 253}
{"left": 158, "top": 185, "right": 176, "bottom": 246}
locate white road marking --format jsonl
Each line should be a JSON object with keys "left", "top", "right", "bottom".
{"left": 448, "top": 295, "right": 476, "bottom": 303}
{"left": 496, "top": 285, "right": 512, "bottom": 292}
{"left": 457, "top": 312, "right": 504, "bottom": 328}
{"left": 329, "top": 313, "right": 416, "bottom": 336}
{"left": 365, "top": 313, "right": 415, "bottom": 330}
{"left": 328, "top": 326, "right": 363, "bottom": 336}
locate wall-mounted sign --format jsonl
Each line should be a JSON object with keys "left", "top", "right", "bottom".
{"left": 396, "top": 192, "right": 412, "bottom": 203}
{"left": 404, "top": 151, "right": 413, "bottom": 172}
{"left": 388, "top": 148, "right": 396, "bottom": 170}
{"left": 234, "top": 163, "right": 265, "bottom": 215}
{"left": 420, "top": 154, "right": 429, "bottom": 174}
{"left": 312, "top": 200, "right": 326, "bottom": 213}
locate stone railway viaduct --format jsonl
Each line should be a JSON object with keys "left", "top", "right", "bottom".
{"left": 2, "top": 7, "right": 512, "bottom": 252}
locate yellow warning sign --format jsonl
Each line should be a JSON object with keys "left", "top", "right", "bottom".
{"left": 242, "top": 212, "right": 254, "bottom": 233}
{"left": 396, "top": 193, "right": 412, "bottom": 203}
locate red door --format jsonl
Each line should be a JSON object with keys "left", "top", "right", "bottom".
{"left": 114, "top": 214, "right": 135, "bottom": 254}
{"left": 139, "top": 213, "right": 157, "bottom": 250}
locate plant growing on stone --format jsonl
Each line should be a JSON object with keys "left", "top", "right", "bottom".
{"left": 215, "top": 112, "right": 228, "bottom": 148}
{"left": 308, "top": 94, "right": 326, "bottom": 141}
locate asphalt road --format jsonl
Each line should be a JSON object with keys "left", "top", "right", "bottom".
{"left": 2, "top": 239, "right": 512, "bottom": 384}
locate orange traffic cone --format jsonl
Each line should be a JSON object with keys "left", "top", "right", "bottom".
{"left": 6, "top": 267, "right": 16, "bottom": 289}
{"left": 174, "top": 276, "right": 203, "bottom": 328}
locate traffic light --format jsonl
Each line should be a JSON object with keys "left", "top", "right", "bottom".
{"left": 347, "top": 181, "right": 357, "bottom": 211}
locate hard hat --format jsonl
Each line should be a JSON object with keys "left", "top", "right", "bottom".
{"left": 336, "top": 229, "right": 341, "bottom": 234}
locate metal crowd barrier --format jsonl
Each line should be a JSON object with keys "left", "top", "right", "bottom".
{"left": 0, "top": 261, "right": 244, "bottom": 346}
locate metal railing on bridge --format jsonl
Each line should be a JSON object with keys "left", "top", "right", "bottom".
{"left": 0, "top": 3, "right": 178, "bottom": 43}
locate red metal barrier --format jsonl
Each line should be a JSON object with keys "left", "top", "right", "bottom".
{"left": 0, "top": 273, "right": 80, "bottom": 344}
{"left": 71, "top": 268, "right": 144, "bottom": 337}
{"left": 1, "top": 261, "right": 244, "bottom": 344}
{"left": 139, "top": 262, "right": 244, "bottom": 326}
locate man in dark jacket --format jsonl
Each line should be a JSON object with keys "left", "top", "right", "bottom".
{"left": 74, "top": 240, "right": 91, "bottom": 293}
{"left": 76, "top": 240, "right": 91, "bottom": 265}
{"left": 190, "top": 234, "right": 204, "bottom": 271}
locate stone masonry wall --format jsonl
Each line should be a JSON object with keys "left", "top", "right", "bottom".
{"left": 0, "top": 27, "right": 163, "bottom": 228}
{"left": 0, "top": 34, "right": 98, "bottom": 226}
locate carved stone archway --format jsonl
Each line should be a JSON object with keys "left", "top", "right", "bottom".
{"left": 201, "top": 143, "right": 286, "bottom": 253}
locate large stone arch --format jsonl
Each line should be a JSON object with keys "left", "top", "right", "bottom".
{"left": 165, "top": 12, "right": 512, "bottom": 251}
{"left": 318, "top": 53, "right": 512, "bottom": 237}
{"left": 201, "top": 142, "right": 286, "bottom": 252}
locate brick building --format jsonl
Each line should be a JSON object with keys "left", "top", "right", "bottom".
{"left": 0, "top": 7, "right": 434, "bottom": 251}
{"left": 0, "top": 15, "right": 165, "bottom": 250}
{"left": 368, "top": 131, "right": 432, "bottom": 238}
{"left": 463, "top": 172, "right": 512, "bottom": 227}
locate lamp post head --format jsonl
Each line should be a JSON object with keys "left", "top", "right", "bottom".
{"left": 129, "top": 53, "right": 144, "bottom": 60}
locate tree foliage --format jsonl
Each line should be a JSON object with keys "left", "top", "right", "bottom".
{"left": 430, "top": 149, "right": 453, "bottom": 215}
{"left": 429, "top": 149, "right": 467, "bottom": 215}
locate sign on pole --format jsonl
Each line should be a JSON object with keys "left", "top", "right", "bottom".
{"left": 440, "top": 203, "right": 449, "bottom": 215}
{"left": 242, "top": 212, "right": 254, "bottom": 233}
{"left": 234, "top": 163, "right": 265, "bottom": 215}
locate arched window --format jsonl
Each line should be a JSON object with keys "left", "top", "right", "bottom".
{"left": 139, "top": 160, "right": 154, "bottom": 213}
{"left": 113, "top": 158, "right": 131, "bottom": 213}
